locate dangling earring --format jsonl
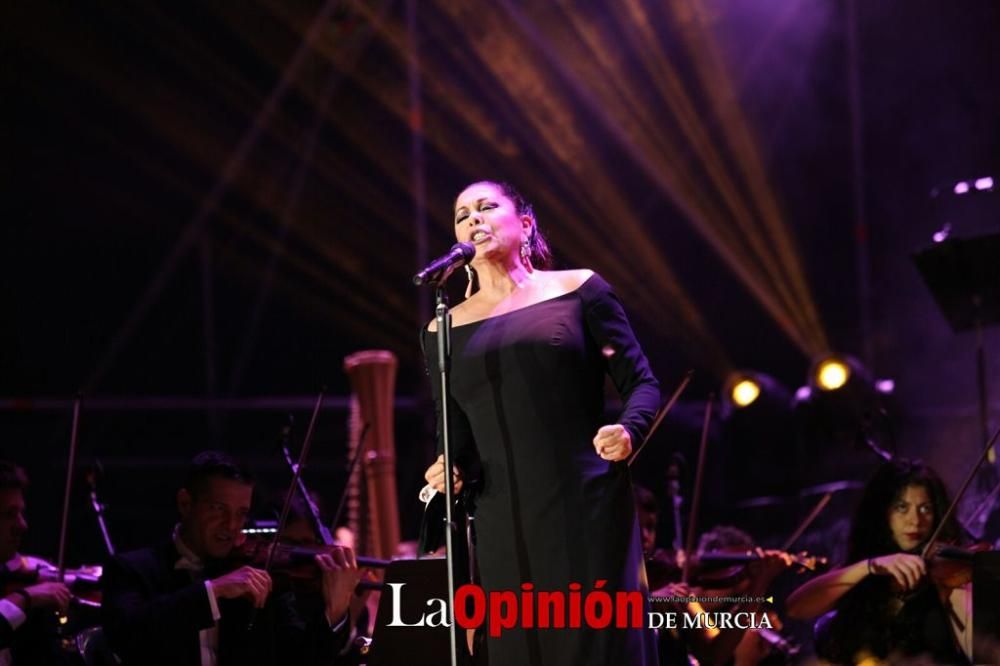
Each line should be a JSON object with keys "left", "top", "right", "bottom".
{"left": 464, "top": 265, "right": 477, "bottom": 299}
{"left": 520, "top": 241, "right": 532, "bottom": 270}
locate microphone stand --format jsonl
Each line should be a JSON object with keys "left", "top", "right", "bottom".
{"left": 666, "top": 461, "right": 684, "bottom": 555}
{"left": 86, "top": 462, "right": 115, "bottom": 555}
{"left": 279, "top": 423, "right": 335, "bottom": 545}
{"left": 433, "top": 283, "right": 461, "bottom": 666}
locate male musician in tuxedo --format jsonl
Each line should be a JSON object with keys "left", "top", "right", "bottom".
{"left": 101, "top": 451, "right": 361, "bottom": 666}
{"left": 0, "top": 460, "right": 72, "bottom": 666}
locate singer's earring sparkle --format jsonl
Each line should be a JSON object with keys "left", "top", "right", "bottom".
{"left": 464, "top": 265, "right": 475, "bottom": 299}
{"left": 520, "top": 241, "right": 530, "bottom": 265}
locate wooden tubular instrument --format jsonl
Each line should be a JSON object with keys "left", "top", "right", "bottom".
{"left": 344, "top": 350, "right": 401, "bottom": 561}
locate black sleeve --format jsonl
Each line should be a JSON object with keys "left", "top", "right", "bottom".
{"left": 0, "top": 603, "right": 64, "bottom": 663}
{"left": 581, "top": 274, "right": 660, "bottom": 446}
{"left": 100, "top": 553, "right": 215, "bottom": 663}
{"left": 418, "top": 326, "right": 479, "bottom": 555}
{"left": 0, "top": 611, "right": 13, "bottom": 650}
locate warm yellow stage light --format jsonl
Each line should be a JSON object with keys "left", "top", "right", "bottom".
{"left": 816, "top": 359, "right": 850, "bottom": 391}
{"left": 731, "top": 379, "right": 761, "bottom": 408}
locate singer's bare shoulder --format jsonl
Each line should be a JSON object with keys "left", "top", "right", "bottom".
{"left": 425, "top": 269, "right": 594, "bottom": 333}
{"left": 552, "top": 268, "right": 595, "bottom": 292}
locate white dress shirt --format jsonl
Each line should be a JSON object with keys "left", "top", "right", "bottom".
{"left": 172, "top": 526, "right": 221, "bottom": 666}
{"left": 0, "top": 556, "right": 31, "bottom": 666}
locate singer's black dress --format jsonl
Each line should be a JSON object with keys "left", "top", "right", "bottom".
{"left": 422, "top": 272, "right": 660, "bottom": 666}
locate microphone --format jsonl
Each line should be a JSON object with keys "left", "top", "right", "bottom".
{"left": 413, "top": 242, "right": 476, "bottom": 286}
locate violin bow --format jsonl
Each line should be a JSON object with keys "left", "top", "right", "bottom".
{"left": 781, "top": 492, "right": 832, "bottom": 552}
{"left": 681, "top": 394, "right": 713, "bottom": 585}
{"left": 266, "top": 389, "right": 326, "bottom": 570}
{"left": 921, "top": 424, "right": 1000, "bottom": 559}
{"left": 248, "top": 388, "right": 325, "bottom": 629}
{"left": 57, "top": 395, "right": 82, "bottom": 580}
{"left": 627, "top": 370, "right": 693, "bottom": 467}
{"left": 279, "top": 418, "right": 335, "bottom": 546}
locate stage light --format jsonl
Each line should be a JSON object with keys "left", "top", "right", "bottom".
{"left": 974, "top": 176, "right": 994, "bottom": 191}
{"left": 814, "top": 357, "right": 850, "bottom": 391}
{"left": 721, "top": 371, "right": 791, "bottom": 417}
{"left": 806, "top": 352, "right": 878, "bottom": 398}
{"left": 795, "top": 355, "right": 896, "bottom": 485}
{"left": 723, "top": 372, "right": 768, "bottom": 412}
{"left": 954, "top": 181, "right": 970, "bottom": 195}
{"left": 932, "top": 223, "right": 952, "bottom": 243}
{"left": 875, "top": 379, "right": 895, "bottom": 394}
{"left": 720, "top": 371, "right": 795, "bottom": 499}
{"left": 731, "top": 379, "right": 761, "bottom": 407}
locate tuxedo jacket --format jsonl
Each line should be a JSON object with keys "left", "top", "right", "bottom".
{"left": 0, "top": 608, "right": 68, "bottom": 666}
{"left": 100, "top": 542, "right": 347, "bottom": 666}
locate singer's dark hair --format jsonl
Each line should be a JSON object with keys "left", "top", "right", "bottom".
{"left": 469, "top": 180, "right": 553, "bottom": 269}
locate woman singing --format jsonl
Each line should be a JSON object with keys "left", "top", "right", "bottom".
{"left": 786, "top": 459, "right": 972, "bottom": 664}
{"left": 421, "top": 180, "right": 661, "bottom": 665}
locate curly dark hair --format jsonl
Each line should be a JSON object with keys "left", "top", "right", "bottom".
{"left": 847, "top": 458, "right": 961, "bottom": 561}
{"left": 818, "top": 458, "right": 966, "bottom": 663}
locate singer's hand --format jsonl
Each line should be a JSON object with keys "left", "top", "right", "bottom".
{"left": 593, "top": 424, "right": 632, "bottom": 461}
{"left": 424, "top": 454, "right": 463, "bottom": 494}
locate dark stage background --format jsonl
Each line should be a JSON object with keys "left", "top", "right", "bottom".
{"left": 2, "top": 1, "right": 999, "bottom": 657}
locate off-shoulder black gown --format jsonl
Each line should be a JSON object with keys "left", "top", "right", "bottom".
{"left": 422, "top": 273, "right": 661, "bottom": 666}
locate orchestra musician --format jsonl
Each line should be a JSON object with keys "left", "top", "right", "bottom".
{"left": 100, "top": 450, "right": 361, "bottom": 666}
{"left": 646, "top": 517, "right": 795, "bottom": 666}
{"left": 786, "top": 458, "right": 972, "bottom": 663}
{"left": 0, "top": 460, "right": 72, "bottom": 666}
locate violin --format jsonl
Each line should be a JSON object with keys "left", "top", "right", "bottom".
{"left": 229, "top": 535, "right": 387, "bottom": 592}
{"left": 647, "top": 548, "right": 828, "bottom": 591}
{"left": 0, "top": 556, "right": 102, "bottom": 608}
{"left": 645, "top": 549, "right": 683, "bottom": 591}
{"left": 927, "top": 541, "right": 993, "bottom": 590}
{"left": 694, "top": 549, "right": 829, "bottom": 588}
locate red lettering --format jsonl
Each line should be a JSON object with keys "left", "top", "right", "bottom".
{"left": 537, "top": 591, "right": 565, "bottom": 628}
{"left": 488, "top": 591, "right": 518, "bottom": 638}
{"left": 454, "top": 584, "right": 486, "bottom": 629}
{"left": 615, "top": 591, "right": 644, "bottom": 628}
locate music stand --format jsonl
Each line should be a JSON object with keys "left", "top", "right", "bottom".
{"left": 367, "top": 558, "right": 471, "bottom": 666}
{"left": 914, "top": 232, "right": 1000, "bottom": 445}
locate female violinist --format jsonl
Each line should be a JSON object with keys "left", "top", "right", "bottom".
{"left": 786, "top": 458, "right": 972, "bottom": 663}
